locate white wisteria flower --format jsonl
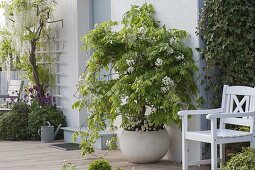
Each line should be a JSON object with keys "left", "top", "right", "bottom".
{"left": 161, "top": 86, "right": 169, "bottom": 93}
{"left": 126, "top": 59, "right": 135, "bottom": 66}
{"left": 167, "top": 48, "right": 174, "bottom": 55}
{"left": 161, "top": 76, "right": 175, "bottom": 93}
{"left": 169, "top": 37, "right": 177, "bottom": 44}
{"left": 138, "top": 26, "right": 146, "bottom": 34}
{"left": 155, "top": 58, "right": 163, "bottom": 67}
{"left": 127, "top": 66, "right": 134, "bottom": 73}
{"left": 162, "top": 76, "right": 174, "bottom": 86}
{"left": 176, "top": 54, "right": 185, "bottom": 61}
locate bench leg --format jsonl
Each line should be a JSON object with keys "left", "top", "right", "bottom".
{"left": 182, "top": 138, "right": 188, "bottom": 170}
{"left": 220, "top": 144, "right": 225, "bottom": 167}
{"left": 211, "top": 142, "right": 217, "bottom": 170}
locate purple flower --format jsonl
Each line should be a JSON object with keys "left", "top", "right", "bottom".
{"left": 29, "top": 88, "right": 33, "bottom": 93}
{"left": 33, "top": 85, "right": 40, "bottom": 91}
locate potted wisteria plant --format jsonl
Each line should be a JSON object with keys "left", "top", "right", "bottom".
{"left": 73, "top": 3, "right": 199, "bottom": 163}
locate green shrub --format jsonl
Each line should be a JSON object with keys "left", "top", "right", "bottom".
{"left": 0, "top": 102, "right": 30, "bottom": 140}
{"left": 28, "top": 104, "right": 66, "bottom": 140}
{"left": 224, "top": 148, "right": 255, "bottom": 170}
{"left": 11, "top": 102, "right": 30, "bottom": 114}
{"left": 88, "top": 159, "right": 112, "bottom": 170}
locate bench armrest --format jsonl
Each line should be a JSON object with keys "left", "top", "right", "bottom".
{"left": 178, "top": 108, "right": 223, "bottom": 117}
{"left": 206, "top": 111, "right": 255, "bottom": 119}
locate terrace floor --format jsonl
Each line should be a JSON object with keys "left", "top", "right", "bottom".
{"left": 0, "top": 140, "right": 210, "bottom": 170}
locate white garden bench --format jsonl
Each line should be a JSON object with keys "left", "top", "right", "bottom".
{"left": 178, "top": 85, "right": 255, "bottom": 170}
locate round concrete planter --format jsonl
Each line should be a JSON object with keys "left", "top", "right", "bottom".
{"left": 120, "top": 129, "right": 169, "bottom": 163}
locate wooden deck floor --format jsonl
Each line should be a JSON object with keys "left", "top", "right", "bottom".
{"left": 0, "top": 141, "right": 209, "bottom": 170}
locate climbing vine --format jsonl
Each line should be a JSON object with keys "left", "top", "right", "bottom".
{"left": 198, "top": 0, "right": 255, "bottom": 106}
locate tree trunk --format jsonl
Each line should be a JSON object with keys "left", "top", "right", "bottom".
{"left": 29, "top": 40, "right": 44, "bottom": 96}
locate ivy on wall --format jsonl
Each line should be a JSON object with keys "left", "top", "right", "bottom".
{"left": 198, "top": 0, "right": 255, "bottom": 106}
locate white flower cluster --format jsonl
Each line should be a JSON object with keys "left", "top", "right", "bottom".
{"left": 169, "top": 37, "right": 178, "bottom": 44}
{"left": 138, "top": 27, "right": 146, "bottom": 34}
{"left": 176, "top": 54, "right": 185, "bottom": 61}
{"left": 155, "top": 58, "right": 163, "bottom": 67}
{"left": 127, "top": 33, "right": 136, "bottom": 44}
{"left": 126, "top": 59, "right": 135, "bottom": 66}
{"left": 127, "top": 66, "right": 134, "bottom": 73}
{"left": 167, "top": 48, "right": 174, "bottom": 55}
{"left": 126, "top": 119, "right": 159, "bottom": 132}
{"left": 126, "top": 59, "right": 135, "bottom": 73}
{"left": 161, "top": 76, "right": 174, "bottom": 93}
{"left": 162, "top": 76, "right": 174, "bottom": 86}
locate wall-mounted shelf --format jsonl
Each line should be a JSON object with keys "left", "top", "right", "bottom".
{"left": 56, "top": 105, "right": 64, "bottom": 109}
{"left": 53, "top": 94, "right": 64, "bottom": 98}
{"left": 40, "top": 39, "right": 66, "bottom": 42}
{"left": 55, "top": 72, "right": 66, "bottom": 76}
{"left": 37, "top": 62, "right": 51, "bottom": 64}
{"left": 55, "top": 84, "right": 65, "bottom": 87}
{"left": 35, "top": 50, "right": 65, "bottom": 54}
{"left": 55, "top": 62, "right": 66, "bottom": 65}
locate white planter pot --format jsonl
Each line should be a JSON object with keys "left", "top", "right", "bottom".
{"left": 120, "top": 129, "right": 169, "bottom": 163}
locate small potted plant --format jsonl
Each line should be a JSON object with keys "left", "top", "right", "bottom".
{"left": 74, "top": 3, "right": 199, "bottom": 163}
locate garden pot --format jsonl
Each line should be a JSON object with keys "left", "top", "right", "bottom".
{"left": 120, "top": 129, "right": 169, "bottom": 163}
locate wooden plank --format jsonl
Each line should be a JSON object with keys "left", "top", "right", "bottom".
{"left": 0, "top": 141, "right": 209, "bottom": 170}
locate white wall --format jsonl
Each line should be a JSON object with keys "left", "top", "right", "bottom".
{"left": 53, "top": 0, "right": 111, "bottom": 128}
{"left": 93, "top": 0, "right": 111, "bottom": 26}
{"left": 54, "top": 0, "right": 90, "bottom": 128}
{"left": 111, "top": 0, "right": 204, "bottom": 162}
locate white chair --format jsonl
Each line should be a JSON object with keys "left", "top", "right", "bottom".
{"left": 0, "top": 80, "right": 24, "bottom": 110}
{"left": 178, "top": 85, "right": 255, "bottom": 170}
